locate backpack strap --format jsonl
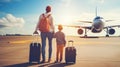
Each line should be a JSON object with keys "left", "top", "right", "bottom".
{"left": 42, "top": 13, "right": 45, "bottom": 18}
{"left": 42, "top": 13, "right": 51, "bottom": 18}
{"left": 47, "top": 14, "right": 51, "bottom": 18}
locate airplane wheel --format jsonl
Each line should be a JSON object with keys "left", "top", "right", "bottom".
{"left": 106, "top": 35, "right": 109, "bottom": 37}
{"left": 84, "top": 35, "right": 87, "bottom": 37}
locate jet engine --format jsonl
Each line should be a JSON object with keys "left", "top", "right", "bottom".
{"left": 109, "top": 28, "right": 115, "bottom": 35}
{"left": 77, "top": 29, "right": 83, "bottom": 35}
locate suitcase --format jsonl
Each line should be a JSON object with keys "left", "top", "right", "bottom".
{"left": 65, "top": 40, "right": 76, "bottom": 64}
{"left": 29, "top": 34, "right": 41, "bottom": 64}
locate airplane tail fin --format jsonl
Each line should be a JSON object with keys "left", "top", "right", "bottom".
{"left": 95, "top": 6, "right": 97, "bottom": 17}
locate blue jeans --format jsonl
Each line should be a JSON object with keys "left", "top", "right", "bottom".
{"left": 41, "top": 32, "right": 53, "bottom": 60}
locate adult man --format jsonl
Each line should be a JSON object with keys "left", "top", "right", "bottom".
{"left": 34, "top": 5, "right": 54, "bottom": 63}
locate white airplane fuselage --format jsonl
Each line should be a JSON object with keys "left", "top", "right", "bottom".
{"left": 91, "top": 16, "right": 105, "bottom": 33}
{"left": 77, "top": 8, "right": 118, "bottom": 37}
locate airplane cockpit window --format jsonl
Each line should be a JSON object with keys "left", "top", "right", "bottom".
{"left": 95, "top": 16, "right": 103, "bottom": 19}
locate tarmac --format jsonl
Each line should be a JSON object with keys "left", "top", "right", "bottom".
{"left": 0, "top": 36, "right": 120, "bottom": 67}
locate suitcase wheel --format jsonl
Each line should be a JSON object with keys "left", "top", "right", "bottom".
{"left": 38, "top": 61, "right": 40, "bottom": 64}
{"left": 74, "top": 61, "right": 76, "bottom": 63}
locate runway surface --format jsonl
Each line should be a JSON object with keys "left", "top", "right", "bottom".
{"left": 0, "top": 36, "right": 120, "bottom": 67}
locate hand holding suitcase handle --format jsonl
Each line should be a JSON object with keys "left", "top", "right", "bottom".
{"left": 68, "top": 40, "right": 74, "bottom": 46}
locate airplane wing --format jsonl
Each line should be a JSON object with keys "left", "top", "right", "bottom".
{"left": 104, "top": 25, "right": 120, "bottom": 29}
{"left": 63, "top": 25, "right": 92, "bottom": 30}
{"left": 78, "top": 21, "right": 92, "bottom": 23}
{"left": 105, "top": 20, "right": 114, "bottom": 22}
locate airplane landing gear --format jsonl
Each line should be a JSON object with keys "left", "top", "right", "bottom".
{"left": 106, "top": 35, "right": 109, "bottom": 37}
{"left": 84, "top": 28, "right": 88, "bottom": 37}
{"left": 81, "top": 28, "right": 89, "bottom": 38}
{"left": 105, "top": 28, "right": 109, "bottom": 37}
{"left": 84, "top": 35, "right": 87, "bottom": 37}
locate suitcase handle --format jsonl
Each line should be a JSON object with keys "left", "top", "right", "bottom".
{"left": 32, "top": 34, "right": 39, "bottom": 43}
{"left": 68, "top": 40, "right": 74, "bottom": 46}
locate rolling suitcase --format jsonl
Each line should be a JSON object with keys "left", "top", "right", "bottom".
{"left": 29, "top": 34, "right": 41, "bottom": 64}
{"left": 65, "top": 40, "right": 76, "bottom": 64}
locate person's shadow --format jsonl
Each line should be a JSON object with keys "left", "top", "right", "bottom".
{"left": 4, "top": 62, "right": 38, "bottom": 67}
{"left": 4, "top": 62, "right": 75, "bottom": 67}
{"left": 39, "top": 62, "right": 74, "bottom": 67}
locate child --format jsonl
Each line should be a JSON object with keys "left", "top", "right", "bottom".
{"left": 54, "top": 25, "right": 66, "bottom": 63}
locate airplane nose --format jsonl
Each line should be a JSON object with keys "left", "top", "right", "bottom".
{"left": 94, "top": 22, "right": 101, "bottom": 29}
{"left": 93, "top": 21, "right": 104, "bottom": 30}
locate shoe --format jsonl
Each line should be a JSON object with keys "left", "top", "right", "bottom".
{"left": 48, "top": 58, "right": 51, "bottom": 63}
{"left": 60, "top": 59, "right": 62, "bottom": 62}
{"left": 54, "top": 60, "right": 58, "bottom": 63}
{"left": 41, "top": 60, "right": 45, "bottom": 63}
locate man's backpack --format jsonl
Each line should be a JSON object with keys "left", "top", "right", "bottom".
{"left": 38, "top": 14, "right": 51, "bottom": 32}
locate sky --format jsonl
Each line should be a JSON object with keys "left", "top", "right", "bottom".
{"left": 0, "top": 0, "right": 120, "bottom": 36}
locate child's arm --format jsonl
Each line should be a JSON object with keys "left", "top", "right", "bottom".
{"left": 64, "top": 39, "right": 66, "bottom": 46}
{"left": 63, "top": 33, "right": 66, "bottom": 46}
{"left": 53, "top": 32, "right": 56, "bottom": 38}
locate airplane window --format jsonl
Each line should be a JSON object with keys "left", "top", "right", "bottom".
{"left": 95, "top": 16, "right": 100, "bottom": 19}
{"left": 95, "top": 16, "right": 103, "bottom": 19}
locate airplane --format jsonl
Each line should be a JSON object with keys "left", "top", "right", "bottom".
{"left": 65, "top": 7, "right": 120, "bottom": 37}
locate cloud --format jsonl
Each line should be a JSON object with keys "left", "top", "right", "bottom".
{"left": 59, "top": 0, "right": 72, "bottom": 7}
{"left": 98, "top": 0, "right": 105, "bottom": 4}
{"left": 0, "top": 24, "right": 8, "bottom": 28}
{"left": 91, "top": 0, "right": 105, "bottom": 4}
{"left": 0, "top": 14, "right": 25, "bottom": 28}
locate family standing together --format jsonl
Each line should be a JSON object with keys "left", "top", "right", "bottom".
{"left": 33, "top": 5, "right": 66, "bottom": 63}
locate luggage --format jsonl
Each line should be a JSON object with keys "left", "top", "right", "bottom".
{"left": 65, "top": 40, "right": 76, "bottom": 64}
{"left": 29, "top": 35, "right": 41, "bottom": 64}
